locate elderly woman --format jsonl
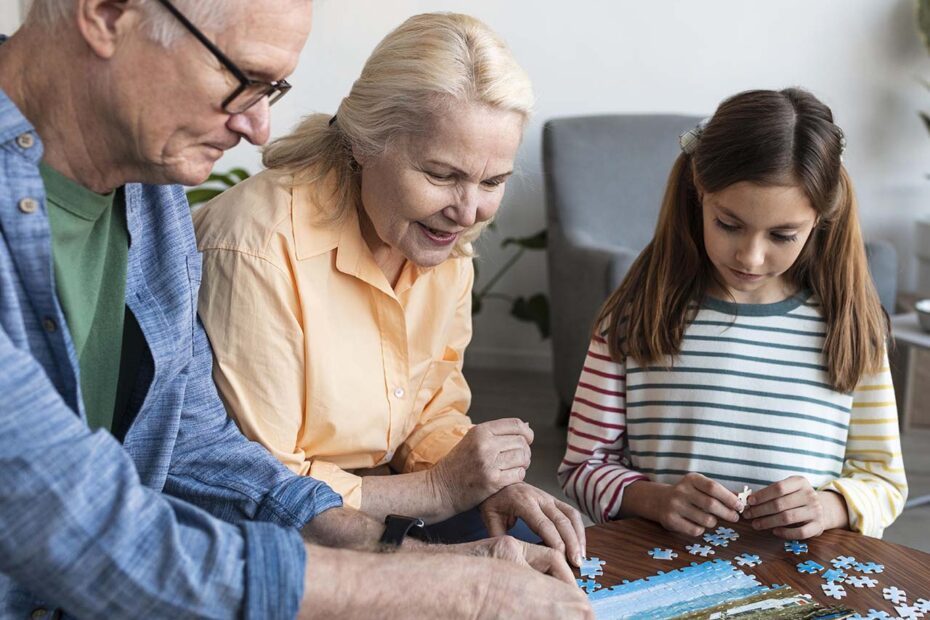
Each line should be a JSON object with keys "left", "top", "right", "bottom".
{"left": 193, "top": 12, "right": 584, "bottom": 563}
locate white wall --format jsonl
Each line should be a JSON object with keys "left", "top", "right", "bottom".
{"left": 213, "top": 0, "right": 930, "bottom": 371}
{"left": 0, "top": 2, "right": 23, "bottom": 34}
{"left": 7, "top": 1, "right": 930, "bottom": 370}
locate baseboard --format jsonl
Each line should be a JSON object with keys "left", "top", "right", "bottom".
{"left": 464, "top": 346, "right": 553, "bottom": 372}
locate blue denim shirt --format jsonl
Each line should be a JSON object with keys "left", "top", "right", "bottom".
{"left": 0, "top": 88, "right": 342, "bottom": 619}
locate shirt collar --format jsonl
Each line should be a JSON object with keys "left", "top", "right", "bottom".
{"left": 291, "top": 177, "right": 424, "bottom": 297}
{"left": 0, "top": 87, "right": 44, "bottom": 165}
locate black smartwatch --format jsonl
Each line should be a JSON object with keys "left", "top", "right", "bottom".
{"left": 378, "top": 514, "right": 427, "bottom": 548}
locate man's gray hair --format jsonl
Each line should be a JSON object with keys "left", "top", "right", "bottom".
{"left": 26, "top": 0, "right": 236, "bottom": 46}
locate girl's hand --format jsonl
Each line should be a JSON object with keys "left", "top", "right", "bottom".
{"left": 742, "top": 476, "right": 848, "bottom": 539}
{"left": 651, "top": 473, "right": 742, "bottom": 536}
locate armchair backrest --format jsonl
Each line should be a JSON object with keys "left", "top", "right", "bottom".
{"left": 543, "top": 114, "right": 704, "bottom": 250}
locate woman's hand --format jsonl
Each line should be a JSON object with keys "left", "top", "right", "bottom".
{"left": 742, "top": 476, "right": 849, "bottom": 539}
{"left": 648, "top": 473, "right": 741, "bottom": 536}
{"left": 431, "top": 418, "right": 534, "bottom": 514}
{"left": 479, "top": 482, "right": 587, "bottom": 567}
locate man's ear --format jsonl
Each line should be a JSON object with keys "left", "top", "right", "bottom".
{"left": 76, "top": 0, "right": 140, "bottom": 59}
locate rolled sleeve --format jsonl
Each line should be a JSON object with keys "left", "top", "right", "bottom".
{"left": 242, "top": 522, "right": 307, "bottom": 620}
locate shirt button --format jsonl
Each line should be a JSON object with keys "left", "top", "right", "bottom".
{"left": 42, "top": 317, "right": 57, "bottom": 333}
{"left": 31, "top": 609, "right": 47, "bottom": 619}
{"left": 18, "top": 198, "right": 39, "bottom": 214}
{"left": 393, "top": 387, "right": 405, "bottom": 399}
{"left": 16, "top": 132, "right": 35, "bottom": 149}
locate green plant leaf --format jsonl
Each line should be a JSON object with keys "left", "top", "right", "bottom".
{"left": 185, "top": 188, "right": 225, "bottom": 206}
{"left": 510, "top": 293, "right": 550, "bottom": 339}
{"left": 228, "top": 167, "right": 251, "bottom": 182}
{"left": 205, "top": 172, "right": 238, "bottom": 187}
{"left": 502, "top": 228, "right": 548, "bottom": 250}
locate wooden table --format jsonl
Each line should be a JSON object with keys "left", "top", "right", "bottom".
{"left": 583, "top": 518, "right": 930, "bottom": 616}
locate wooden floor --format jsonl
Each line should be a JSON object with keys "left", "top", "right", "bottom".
{"left": 465, "top": 366, "right": 930, "bottom": 553}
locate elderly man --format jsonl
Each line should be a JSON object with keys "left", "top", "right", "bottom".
{"left": 0, "top": 0, "right": 592, "bottom": 618}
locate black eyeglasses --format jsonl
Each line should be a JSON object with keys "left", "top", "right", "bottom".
{"left": 156, "top": 0, "right": 292, "bottom": 114}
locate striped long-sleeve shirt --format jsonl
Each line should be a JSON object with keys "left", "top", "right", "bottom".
{"left": 558, "top": 292, "right": 908, "bottom": 538}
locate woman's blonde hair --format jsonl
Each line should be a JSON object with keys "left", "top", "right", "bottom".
{"left": 598, "top": 88, "right": 888, "bottom": 393}
{"left": 263, "top": 12, "right": 535, "bottom": 256}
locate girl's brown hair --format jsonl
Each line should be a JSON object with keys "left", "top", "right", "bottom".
{"left": 597, "top": 88, "right": 888, "bottom": 392}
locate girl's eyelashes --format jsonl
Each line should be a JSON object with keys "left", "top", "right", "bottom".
{"left": 714, "top": 218, "right": 739, "bottom": 233}
{"left": 771, "top": 232, "right": 799, "bottom": 243}
{"left": 714, "top": 218, "right": 799, "bottom": 244}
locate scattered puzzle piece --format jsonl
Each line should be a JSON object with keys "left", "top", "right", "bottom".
{"left": 685, "top": 543, "right": 714, "bottom": 557}
{"left": 713, "top": 526, "right": 739, "bottom": 542}
{"left": 703, "top": 533, "right": 730, "bottom": 547}
{"left": 579, "top": 557, "right": 605, "bottom": 578}
{"left": 576, "top": 578, "right": 601, "bottom": 594}
{"left": 821, "top": 582, "right": 847, "bottom": 599}
{"left": 916, "top": 599, "right": 930, "bottom": 614}
{"left": 821, "top": 568, "right": 846, "bottom": 583}
{"left": 895, "top": 604, "right": 924, "bottom": 620}
{"left": 647, "top": 547, "right": 678, "bottom": 560}
{"left": 854, "top": 561, "right": 885, "bottom": 574}
{"left": 883, "top": 585, "right": 907, "bottom": 605}
{"left": 783, "top": 540, "right": 808, "bottom": 555}
{"left": 796, "top": 560, "right": 824, "bottom": 574}
{"left": 861, "top": 610, "right": 893, "bottom": 620}
{"left": 846, "top": 575, "right": 878, "bottom": 588}
{"left": 734, "top": 553, "right": 761, "bottom": 567}
{"left": 831, "top": 555, "right": 857, "bottom": 569}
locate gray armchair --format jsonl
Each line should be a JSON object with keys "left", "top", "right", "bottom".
{"left": 543, "top": 114, "right": 898, "bottom": 425}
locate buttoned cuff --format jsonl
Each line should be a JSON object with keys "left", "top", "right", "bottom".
{"left": 253, "top": 475, "right": 344, "bottom": 529}
{"left": 242, "top": 521, "right": 306, "bottom": 620}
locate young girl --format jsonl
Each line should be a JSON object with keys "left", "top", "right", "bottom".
{"left": 558, "top": 88, "right": 907, "bottom": 540}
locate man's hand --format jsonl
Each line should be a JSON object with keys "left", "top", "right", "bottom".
{"left": 742, "top": 476, "right": 849, "bottom": 539}
{"left": 431, "top": 418, "right": 534, "bottom": 514}
{"left": 649, "top": 473, "right": 741, "bottom": 536}
{"left": 449, "top": 535, "right": 576, "bottom": 583}
{"left": 298, "top": 543, "right": 593, "bottom": 620}
{"left": 479, "top": 482, "right": 587, "bottom": 567}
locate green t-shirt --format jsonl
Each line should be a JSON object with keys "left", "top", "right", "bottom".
{"left": 41, "top": 163, "right": 129, "bottom": 432}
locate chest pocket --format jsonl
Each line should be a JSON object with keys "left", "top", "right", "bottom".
{"left": 411, "top": 347, "right": 459, "bottom": 416}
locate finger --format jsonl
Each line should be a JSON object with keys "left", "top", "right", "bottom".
{"left": 744, "top": 488, "right": 809, "bottom": 520}
{"left": 679, "top": 500, "right": 718, "bottom": 531}
{"left": 745, "top": 476, "right": 804, "bottom": 507}
{"left": 752, "top": 506, "right": 815, "bottom": 531}
{"left": 541, "top": 502, "right": 583, "bottom": 566}
{"left": 519, "top": 502, "right": 566, "bottom": 554}
{"left": 482, "top": 418, "right": 534, "bottom": 443}
{"left": 524, "top": 543, "right": 575, "bottom": 584}
{"left": 774, "top": 519, "right": 822, "bottom": 540}
{"left": 690, "top": 490, "right": 740, "bottom": 523}
{"left": 482, "top": 510, "right": 510, "bottom": 537}
{"left": 497, "top": 446, "right": 531, "bottom": 471}
{"left": 690, "top": 476, "right": 742, "bottom": 513}
{"left": 563, "top": 501, "right": 587, "bottom": 562}
{"left": 667, "top": 513, "right": 707, "bottom": 537}
{"left": 497, "top": 466, "right": 527, "bottom": 487}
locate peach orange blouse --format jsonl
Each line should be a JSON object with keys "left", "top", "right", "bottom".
{"left": 193, "top": 169, "right": 474, "bottom": 509}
